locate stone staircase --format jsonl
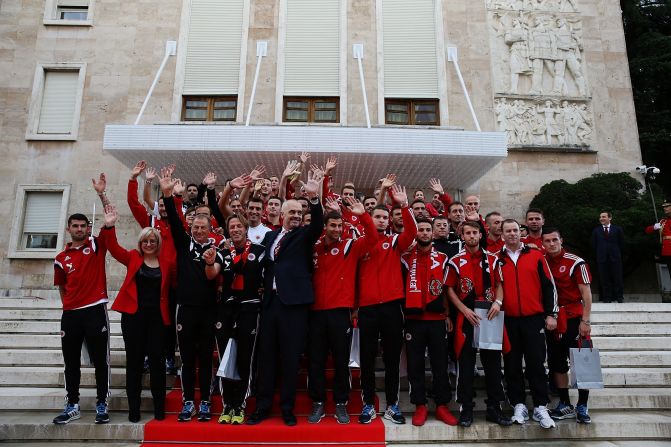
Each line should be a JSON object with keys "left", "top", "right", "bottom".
{"left": 0, "top": 294, "right": 670, "bottom": 445}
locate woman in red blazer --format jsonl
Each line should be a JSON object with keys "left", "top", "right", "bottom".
{"left": 100, "top": 204, "right": 174, "bottom": 422}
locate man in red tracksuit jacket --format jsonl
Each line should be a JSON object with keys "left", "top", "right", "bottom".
{"left": 356, "top": 184, "right": 416, "bottom": 425}
{"left": 308, "top": 199, "right": 377, "bottom": 425}
{"left": 495, "top": 219, "right": 558, "bottom": 429}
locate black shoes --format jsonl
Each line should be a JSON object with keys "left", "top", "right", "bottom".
{"left": 458, "top": 406, "right": 473, "bottom": 427}
{"left": 486, "top": 405, "right": 513, "bottom": 426}
{"left": 246, "top": 409, "right": 270, "bottom": 425}
{"left": 282, "top": 410, "right": 297, "bottom": 426}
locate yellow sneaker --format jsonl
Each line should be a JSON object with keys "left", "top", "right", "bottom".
{"left": 231, "top": 408, "right": 245, "bottom": 425}
{"left": 218, "top": 406, "right": 232, "bottom": 424}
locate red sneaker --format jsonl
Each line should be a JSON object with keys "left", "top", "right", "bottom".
{"left": 436, "top": 405, "right": 458, "bottom": 426}
{"left": 412, "top": 404, "right": 428, "bottom": 426}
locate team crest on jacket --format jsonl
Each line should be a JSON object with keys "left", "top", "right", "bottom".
{"left": 176, "top": 324, "right": 183, "bottom": 332}
{"left": 83, "top": 248, "right": 91, "bottom": 255}
{"left": 559, "top": 265, "right": 567, "bottom": 273}
{"left": 382, "top": 242, "right": 390, "bottom": 250}
{"left": 405, "top": 333, "right": 412, "bottom": 341}
{"left": 247, "top": 253, "right": 256, "bottom": 262}
{"left": 460, "top": 277, "right": 473, "bottom": 294}
{"left": 331, "top": 248, "right": 340, "bottom": 256}
{"left": 429, "top": 279, "right": 443, "bottom": 296}
{"left": 215, "top": 321, "right": 222, "bottom": 329}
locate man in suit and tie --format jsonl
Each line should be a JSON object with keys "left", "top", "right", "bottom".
{"left": 591, "top": 211, "right": 625, "bottom": 303}
{"left": 247, "top": 169, "right": 324, "bottom": 426}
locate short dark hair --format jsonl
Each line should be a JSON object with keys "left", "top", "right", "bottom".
{"left": 267, "top": 196, "right": 283, "bottom": 205}
{"left": 432, "top": 215, "right": 448, "bottom": 226}
{"left": 391, "top": 204, "right": 402, "bottom": 213}
{"left": 411, "top": 199, "right": 426, "bottom": 207}
{"left": 485, "top": 211, "right": 502, "bottom": 221}
{"left": 600, "top": 210, "right": 612, "bottom": 218}
{"left": 186, "top": 183, "right": 198, "bottom": 190}
{"left": 447, "top": 201, "right": 464, "bottom": 213}
{"left": 67, "top": 213, "right": 89, "bottom": 226}
{"left": 416, "top": 217, "right": 432, "bottom": 226}
{"left": 341, "top": 186, "right": 355, "bottom": 194}
{"left": 462, "top": 221, "right": 481, "bottom": 232}
{"left": 363, "top": 196, "right": 376, "bottom": 203}
{"left": 296, "top": 197, "right": 310, "bottom": 206}
{"left": 502, "top": 218, "right": 520, "bottom": 230}
{"left": 226, "top": 213, "right": 248, "bottom": 230}
{"left": 372, "top": 205, "right": 390, "bottom": 215}
{"left": 541, "top": 227, "right": 561, "bottom": 238}
{"left": 526, "top": 208, "right": 544, "bottom": 217}
{"left": 247, "top": 197, "right": 264, "bottom": 208}
{"left": 185, "top": 206, "right": 196, "bottom": 216}
{"left": 324, "top": 211, "right": 343, "bottom": 225}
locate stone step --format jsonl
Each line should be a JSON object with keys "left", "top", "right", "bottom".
{"left": 590, "top": 312, "right": 671, "bottom": 323}
{"left": 382, "top": 410, "right": 671, "bottom": 443}
{"left": 590, "top": 324, "right": 671, "bottom": 336}
{"left": 0, "top": 309, "right": 122, "bottom": 322}
{"left": 1, "top": 410, "right": 669, "bottom": 443}
{"left": 589, "top": 336, "right": 671, "bottom": 351}
{"left": 1, "top": 386, "right": 669, "bottom": 412}
{"left": 590, "top": 303, "right": 671, "bottom": 312}
{"left": 0, "top": 321, "right": 123, "bottom": 335}
{"left": 0, "top": 334, "right": 127, "bottom": 350}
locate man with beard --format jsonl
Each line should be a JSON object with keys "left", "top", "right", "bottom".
{"left": 496, "top": 219, "right": 558, "bottom": 429}
{"left": 265, "top": 196, "right": 283, "bottom": 230}
{"left": 401, "top": 219, "right": 457, "bottom": 427}
{"left": 357, "top": 184, "right": 416, "bottom": 425}
{"left": 411, "top": 200, "right": 429, "bottom": 220}
{"left": 247, "top": 170, "right": 324, "bottom": 426}
{"left": 246, "top": 197, "right": 271, "bottom": 244}
{"left": 522, "top": 208, "right": 545, "bottom": 251}
{"left": 390, "top": 205, "right": 405, "bottom": 234}
{"left": 308, "top": 198, "right": 376, "bottom": 424}
{"left": 485, "top": 212, "right": 505, "bottom": 253}
{"left": 446, "top": 222, "right": 512, "bottom": 428}
{"left": 212, "top": 214, "right": 266, "bottom": 425}
{"left": 363, "top": 197, "right": 377, "bottom": 214}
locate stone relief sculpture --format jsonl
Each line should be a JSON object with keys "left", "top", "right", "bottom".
{"left": 487, "top": 0, "right": 578, "bottom": 12}
{"left": 494, "top": 97, "right": 592, "bottom": 146}
{"left": 492, "top": 11, "right": 588, "bottom": 97}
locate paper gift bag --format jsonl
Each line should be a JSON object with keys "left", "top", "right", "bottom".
{"left": 569, "top": 339, "right": 604, "bottom": 389}
{"left": 349, "top": 327, "right": 360, "bottom": 368}
{"left": 473, "top": 301, "right": 504, "bottom": 351}
{"left": 216, "top": 338, "right": 240, "bottom": 380}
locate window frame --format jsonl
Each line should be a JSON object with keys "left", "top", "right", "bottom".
{"left": 384, "top": 98, "right": 440, "bottom": 126}
{"left": 8, "top": 184, "right": 71, "bottom": 259}
{"left": 181, "top": 96, "right": 238, "bottom": 122}
{"left": 282, "top": 97, "right": 340, "bottom": 123}
{"left": 43, "top": 0, "right": 94, "bottom": 26}
{"left": 25, "top": 63, "right": 87, "bottom": 141}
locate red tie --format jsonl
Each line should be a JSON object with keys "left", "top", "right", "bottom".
{"left": 604, "top": 226, "right": 609, "bottom": 237}
{"left": 274, "top": 231, "right": 286, "bottom": 259}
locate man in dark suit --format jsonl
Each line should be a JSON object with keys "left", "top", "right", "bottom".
{"left": 247, "top": 170, "right": 324, "bottom": 426}
{"left": 591, "top": 211, "right": 625, "bottom": 303}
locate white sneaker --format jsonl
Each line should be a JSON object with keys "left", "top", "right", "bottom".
{"left": 533, "top": 406, "right": 556, "bottom": 429}
{"left": 511, "top": 403, "right": 529, "bottom": 424}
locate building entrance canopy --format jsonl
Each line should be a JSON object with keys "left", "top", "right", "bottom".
{"left": 103, "top": 124, "right": 507, "bottom": 190}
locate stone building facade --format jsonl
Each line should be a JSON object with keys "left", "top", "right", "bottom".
{"left": 0, "top": 0, "right": 641, "bottom": 293}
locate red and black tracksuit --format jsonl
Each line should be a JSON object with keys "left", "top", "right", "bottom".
{"left": 496, "top": 244, "right": 558, "bottom": 407}
{"left": 309, "top": 213, "right": 376, "bottom": 405}
{"left": 357, "top": 206, "right": 416, "bottom": 407}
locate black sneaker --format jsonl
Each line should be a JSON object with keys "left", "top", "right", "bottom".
{"left": 198, "top": 401, "right": 211, "bottom": 422}
{"left": 334, "top": 403, "right": 350, "bottom": 424}
{"left": 53, "top": 403, "right": 80, "bottom": 424}
{"left": 383, "top": 403, "right": 405, "bottom": 424}
{"left": 458, "top": 406, "right": 473, "bottom": 427}
{"left": 486, "top": 405, "right": 513, "bottom": 426}
{"left": 308, "top": 402, "right": 325, "bottom": 424}
{"left": 95, "top": 401, "right": 110, "bottom": 424}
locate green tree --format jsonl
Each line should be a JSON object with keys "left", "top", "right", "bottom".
{"left": 529, "top": 172, "right": 660, "bottom": 276}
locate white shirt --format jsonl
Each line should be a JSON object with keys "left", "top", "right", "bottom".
{"left": 504, "top": 243, "right": 524, "bottom": 265}
{"left": 248, "top": 223, "right": 271, "bottom": 244}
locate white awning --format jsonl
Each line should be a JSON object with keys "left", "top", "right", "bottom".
{"left": 103, "top": 124, "right": 507, "bottom": 190}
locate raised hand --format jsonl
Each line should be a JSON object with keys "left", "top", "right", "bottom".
{"left": 305, "top": 169, "right": 323, "bottom": 199}
{"left": 282, "top": 160, "right": 300, "bottom": 178}
{"left": 203, "top": 172, "right": 217, "bottom": 188}
{"left": 324, "top": 197, "right": 341, "bottom": 213}
{"left": 103, "top": 204, "right": 118, "bottom": 227}
{"left": 299, "top": 151, "right": 310, "bottom": 164}
{"left": 165, "top": 163, "right": 176, "bottom": 177}
{"left": 203, "top": 247, "right": 217, "bottom": 265}
{"left": 231, "top": 174, "right": 252, "bottom": 189}
{"left": 390, "top": 184, "right": 408, "bottom": 206}
{"left": 429, "top": 178, "right": 444, "bottom": 194}
{"left": 145, "top": 166, "right": 157, "bottom": 182}
{"left": 465, "top": 205, "right": 479, "bottom": 221}
{"left": 131, "top": 160, "right": 146, "bottom": 179}
{"left": 159, "top": 167, "right": 177, "bottom": 196}
{"left": 173, "top": 179, "right": 185, "bottom": 196}
{"left": 310, "top": 164, "right": 325, "bottom": 179}
{"left": 91, "top": 173, "right": 107, "bottom": 194}
{"left": 249, "top": 165, "right": 266, "bottom": 181}
{"left": 346, "top": 197, "right": 366, "bottom": 216}
{"left": 380, "top": 174, "right": 397, "bottom": 190}
{"left": 325, "top": 155, "right": 337, "bottom": 174}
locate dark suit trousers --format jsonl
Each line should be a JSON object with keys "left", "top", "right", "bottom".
{"left": 598, "top": 260, "right": 623, "bottom": 301}
{"left": 255, "top": 292, "right": 309, "bottom": 412}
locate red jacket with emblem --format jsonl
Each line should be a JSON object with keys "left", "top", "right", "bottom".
{"left": 312, "top": 213, "right": 377, "bottom": 310}
{"left": 357, "top": 206, "right": 417, "bottom": 307}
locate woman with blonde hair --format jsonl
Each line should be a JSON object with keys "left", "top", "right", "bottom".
{"left": 99, "top": 204, "right": 174, "bottom": 422}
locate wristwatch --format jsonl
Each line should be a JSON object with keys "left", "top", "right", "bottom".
{"left": 494, "top": 299, "right": 503, "bottom": 307}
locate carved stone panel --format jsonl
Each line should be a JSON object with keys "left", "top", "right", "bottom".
{"left": 486, "top": 0, "right": 578, "bottom": 13}
{"left": 494, "top": 97, "right": 593, "bottom": 147}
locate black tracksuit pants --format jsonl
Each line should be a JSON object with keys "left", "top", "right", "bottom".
{"left": 307, "top": 308, "right": 352, "bottom": 404}
{"left": 215, "top": 303, "right": 259, "bottom": 409}
{"left": 121, "top": 309, "right": 166, "bottom": 417}
{"left": 165, "top": 288, "right": 177, "bottom": 361}
{"left": 503, "top": 314, "right": 550, "bottom": 407}
{"left": 60, "top": 303, "right": 110, "bottom": 404}
{"left": 255, "top": 292, "right": 309, "bottom": 412}
{"left": 457, "top": 323, "right": 505, "bottom": 408}
{"left": 359, "top": 300, "right": 404, "bottom": 406}
{"left": 405, "top": 319, "right": 451, "bottom": 406}
{"left": 176, "top": 304, "right": 216, "bottom": 403}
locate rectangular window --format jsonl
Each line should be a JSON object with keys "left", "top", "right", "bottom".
{"left": 283, "top": 97, "right": 339, "bottom": 123}
{"left": 385, "top": 99, "right": 439, "bottom": 125}
{"left": 9, "top": 185, "right": 71, "bottom": 259}
{"left": 44, "top": 0, "right": 93, "bottom": 25}
{"left": 182, "top": 96, "right": 237, "bottom": 122}
{"left": 26, "top": 64, "right": 86, "bottom": 141}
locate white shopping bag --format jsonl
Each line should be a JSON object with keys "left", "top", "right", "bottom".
{"left": 216, "top": 338, "right": 240, "bottom": 380}
{"left": 472, "top": 301, "right": 504, "bottom": 351}
{"left": 569, "top": 339, "right": 604, "bottom": 389}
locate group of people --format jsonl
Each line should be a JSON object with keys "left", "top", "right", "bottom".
{"left": 51, "top": 153, "right": 669, "bottom": 430}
